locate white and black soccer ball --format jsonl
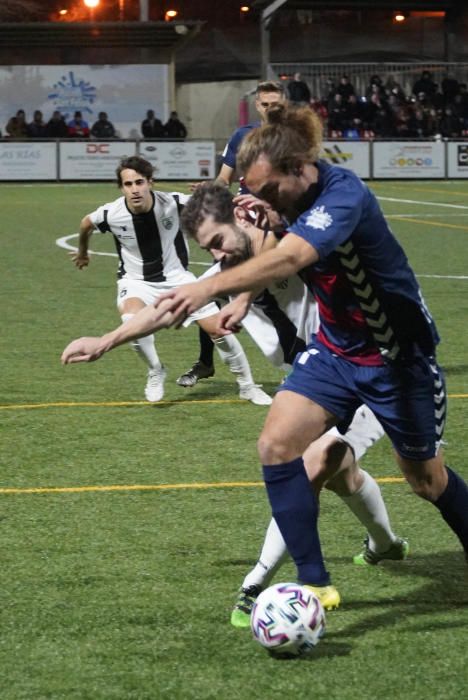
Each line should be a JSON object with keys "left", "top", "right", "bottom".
{"left": 250, "top": 582, "right": 325, "bottom": 658}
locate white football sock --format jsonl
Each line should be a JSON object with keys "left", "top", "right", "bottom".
{"left": 241, "top": 518, "right": 289, "bottom": 590}
{"left": 339, "top": 469, "right": 396, "bottom": 553}
{"left": 213, "top": 335, "right": 255, "bottom": 389}
{"left": 121, "top": 313, "right": 162, "bottom": 370}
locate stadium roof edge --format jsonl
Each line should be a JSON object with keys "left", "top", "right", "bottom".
{"left": 0, "top": 21, "right": 204, "bottom": 53}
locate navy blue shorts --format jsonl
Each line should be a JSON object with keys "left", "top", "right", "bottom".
{"left": 279, "top": 338, "right": 446, "bottom": 460}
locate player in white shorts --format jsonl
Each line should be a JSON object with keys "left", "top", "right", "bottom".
{"left": 61, "top": 182, "right": 409, "bottom": 623}
{"left": 69, "top": 155, "right": 271, "bottom": 406}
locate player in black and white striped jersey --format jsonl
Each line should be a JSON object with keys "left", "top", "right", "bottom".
{"left": 70, "top": 156, "right": 271, "bottom": 405}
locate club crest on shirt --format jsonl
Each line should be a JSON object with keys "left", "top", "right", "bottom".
{"left": 305, "top": 205, "right": 333, "bottom": 230}
{"left": 162, "top": 217, "right": 174, "bottom": 230}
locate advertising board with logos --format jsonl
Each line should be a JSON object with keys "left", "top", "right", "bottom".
{"left": 372, "top": 142, "right": 445, "bottom": 178}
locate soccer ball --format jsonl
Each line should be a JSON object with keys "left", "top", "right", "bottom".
{"left": 250, "top": 582, "right": 325, "bottom": 658}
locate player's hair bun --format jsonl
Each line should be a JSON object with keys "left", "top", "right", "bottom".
{"left": 265, "top": 103, "right": 287, "bottom": 125}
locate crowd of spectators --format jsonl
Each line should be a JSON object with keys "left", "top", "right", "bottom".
{"left": 2, "top": 108, "right": 188, "bottom": 140}
{"left": 304, "top": 70, "right": 468, "bottom": 140}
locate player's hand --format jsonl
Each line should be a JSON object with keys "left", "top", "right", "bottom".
{"left": 188, "top": 181, "right": 203, "bottom": 192}
{"left": 233, "top": 194, "right": 282, "bottom": 230}
{"left": 61, "top": 337, "right": 105, "bottom": 364}
{"left": 215, "top": 296, "right": 250, "bottom": 335}
{"left": 158, "top": 281, "right": 212, "bottom": 327}
{"left": 69, "top": 251, "right": 90, "bottom": 269}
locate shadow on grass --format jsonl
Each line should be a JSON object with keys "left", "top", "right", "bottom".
{"left": 326, "top": 550, "right": 468, "bottom": 640}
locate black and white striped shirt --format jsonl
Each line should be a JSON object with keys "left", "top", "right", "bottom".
{"left": 88, "top": 191, "right": 191, "bottom": 282}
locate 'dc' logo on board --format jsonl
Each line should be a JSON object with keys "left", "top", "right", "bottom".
{"left": 86, "top": 143, "right": 110, "bottom": 154}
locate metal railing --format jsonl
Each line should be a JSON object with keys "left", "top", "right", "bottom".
{"left": 269, "top": 62, "right": 468, "bottom": 98}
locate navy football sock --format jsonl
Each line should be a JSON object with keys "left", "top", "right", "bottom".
{"left": 198, "top": 328, "right": 214, "bottom": 367}
{"left": 263, "top": 457, "right": 330, "bottom": 586}
{"left": 434, "top": 466, "right": 468, "bottom": 553}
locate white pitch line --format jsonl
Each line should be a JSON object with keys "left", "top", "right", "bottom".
{"left": 387, "top": 213, "right": 468, "bottom": 218}
{"left": 378, "top": 196, "right": 468, "bottom": 211}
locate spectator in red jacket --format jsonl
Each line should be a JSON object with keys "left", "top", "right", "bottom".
{"left": 68, "top": 111, "right": 90, "bottom": 138}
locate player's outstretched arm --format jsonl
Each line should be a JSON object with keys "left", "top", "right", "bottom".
{"left": 69, "top": 215, "right": 95, "bottom": 269}
{"left": 61, "top": 300, "right": 176, "bottom": 365}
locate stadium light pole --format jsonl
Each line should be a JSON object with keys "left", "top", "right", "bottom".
{"left": 261, "top": 0, "right": 288, "bottom": 79}
{"left": 140, "top": 0, "right": 149, "bottom": 21}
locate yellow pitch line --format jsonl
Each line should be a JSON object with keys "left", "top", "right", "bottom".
{"left": 0, "top": 395, "right": 466, "bottom": 411}
{"left": 0, "top": 398, "right": 250, "bottom": 410}
{"left": 0, "top": 477, "right": 405, "bottom": 496}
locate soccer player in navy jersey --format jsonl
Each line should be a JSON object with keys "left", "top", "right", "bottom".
{"left": 176, "top": 81, "right": 288, "bottom": 389}
{"left": 146, "top": 104, "right": 468, "bottom": 605}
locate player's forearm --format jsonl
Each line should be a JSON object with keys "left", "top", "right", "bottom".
{"left": 98, "top": 304, "right": 173, "bottom": 353}
{"left": 209, "top": 247, "right": 302, "bottom": 298}
{"left": 77, "top": 216, "right": 95, "bottom": 255}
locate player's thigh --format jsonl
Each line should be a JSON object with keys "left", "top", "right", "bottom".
{"left": 258, "top": 390, "right": 337, "bottom": 464}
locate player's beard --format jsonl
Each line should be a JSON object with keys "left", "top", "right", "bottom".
{"left": 220, "top": 227, "right": 253, "bottom": 269}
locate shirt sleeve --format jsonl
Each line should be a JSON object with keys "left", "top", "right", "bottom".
{"left": 222, "top": 130, "right": 242, "bottom": 168}
{"left": 88, "top": 204, "right": 112, "bottom": 233}
{"left": 289, "top": 172, "right": 366, "bottom": 259}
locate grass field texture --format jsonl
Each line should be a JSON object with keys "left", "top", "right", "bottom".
{"left": 1, "top": 179, "right": 467, "bottom": 699}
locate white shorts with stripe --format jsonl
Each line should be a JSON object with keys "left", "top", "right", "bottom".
{"left": 116, "top": 273, "right": 219, "bottom": 323}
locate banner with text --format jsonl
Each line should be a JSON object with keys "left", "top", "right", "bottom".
{"left": 0, "top": 141, "right": 56, "bottom": 180}
{"left": 373, "top": 142, "right": 445, "bottom": 178}
{"left": 139, "top": 141, "right": 216, "bottom": 180}
{"left": 60, "top": 141, "right": 137, "bottom": 179}
{"left": 320, "top": 141, "right": 370, "bottom": 178}
{"left": 447, "top": 142, "right": 468, "bottom": 179}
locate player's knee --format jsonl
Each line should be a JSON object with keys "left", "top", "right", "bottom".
{"left": 405, "top": 474, "right": 442, "bottom": 501}
{"left": 257, "top": 430, "right": 292, "bottom": 465}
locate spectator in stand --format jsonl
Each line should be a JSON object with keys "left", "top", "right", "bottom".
{"left": 365, "top": 75, "right": 386, "bottom": 103}
{"left": 441, "top": 74, "right": 460, "bottom": 105}
{"left": 6, "top": 109, "right": 28, "bottom": 138}
{"left": 141, "top": 109, "right": 165, "bottom": 139}
{"left": 323, "top": 77, "right": 336, "bottom": 103}
{"left": 90, "top": 112, "right": 116, "bottom": 139}
{"left": 27, "top": 109, "right": 46, "bottom": 138}
{"left": 412, "top": 70, "right": 437, "bottom": 101}
{"left": 287, "top": 72, "right": 311, "bottom": 105}
{"left": 407, "top": 107, "right": 431, "bottom": 138}
{"left": 309, "top": 96, "right": 328, "bottom": 125}
{"left": 451, "top": 94, "right": 468, "bottom": 131}
{"left": 45, "top": 110, "right": 69, "bottom": 138}
{"left": 164, "top": 111, "right": 187, "bottom": 139}
{"left": 369, "top": 95, "right": 394, "bottom": 137}
{"left": 384, "top": 76, "right": 406, "bottom": 104}
{"left": 327, "top": 92, "right": 348, "bottom": 134}
{"left": 438, "top": 106, "right": 462, "bottom": 138}
{"left": 345, "top": 94, "right": 365, "bottom": 128}
{"left": 68, "top": 111, "right": 90, "bottom": 138}
{"left": 336, "top": 74, "right": 355, "bottom": 101}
